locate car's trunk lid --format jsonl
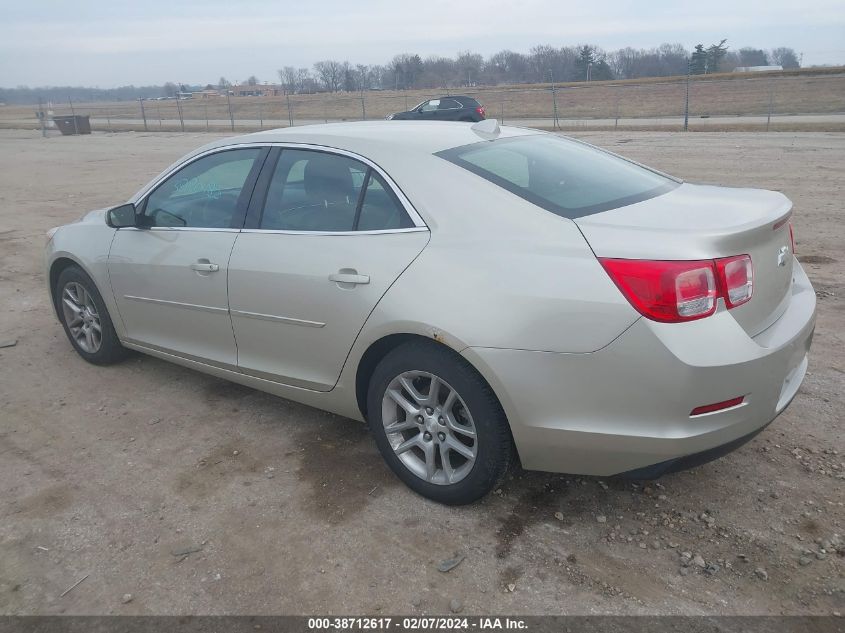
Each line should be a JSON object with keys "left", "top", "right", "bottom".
{"left": 575, "top": 183, "right": 794, "bottom": 337}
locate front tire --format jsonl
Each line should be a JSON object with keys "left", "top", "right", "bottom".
{"left": 55, "top": 265, "right": 128, "bottom": 365}
{"left": 367, "top": 340, "right": 513, "bottom": 505}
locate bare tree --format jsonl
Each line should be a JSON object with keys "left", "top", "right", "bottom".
{"left": 313, "top": 60, "right": 343, "bottom": 92}
{"left": 770, "top": 47, "right": 800, "bottom": 68}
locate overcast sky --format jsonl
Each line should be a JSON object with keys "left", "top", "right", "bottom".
{"left": 2, "top": 0, "right": 843, "bottom": 87}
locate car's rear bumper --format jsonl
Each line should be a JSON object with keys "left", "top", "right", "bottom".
{"left": 462, "top": 259, "right": 816, "bottom": 476}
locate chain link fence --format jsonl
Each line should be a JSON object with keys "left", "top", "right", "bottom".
{"left": 3, "top": 72, "right": 843, "bottom": 134}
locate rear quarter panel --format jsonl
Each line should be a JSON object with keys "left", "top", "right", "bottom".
{"left": 348, "top": 157, "right": 640, "bottom": 355}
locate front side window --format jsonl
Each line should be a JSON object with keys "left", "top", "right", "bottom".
{"left": 436, "top": 135, "right": 678, "bottom": 219}
{"left": 143, "top": 149, "right": 261, "bottom": 228}
{"left": 420, "top": 100, "right": 439, "bottom": 112}
{"left": 260, "top": 150, "right": 413, "bottom": 232}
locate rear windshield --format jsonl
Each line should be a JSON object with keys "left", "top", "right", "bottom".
{"left": 436, "top": 135, "right": 678, "bottom": 219}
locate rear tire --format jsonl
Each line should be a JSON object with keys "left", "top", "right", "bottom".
{"left": 367, "top": 340, "right": 513, "bottom": 505}
{"left": 55, "top": 265, "right": 128, "bottom": 365}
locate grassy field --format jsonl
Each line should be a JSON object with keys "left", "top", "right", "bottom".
{"left": 2, "top": 67, "right": 843, "bottom": 132}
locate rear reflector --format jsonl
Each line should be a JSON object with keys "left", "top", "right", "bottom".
{"left": 690, "top": 396, "right": 744, "bottom": 416}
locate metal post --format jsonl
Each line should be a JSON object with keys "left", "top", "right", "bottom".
{"left": 766, "top": 82, "right": 774, "bottom": 132}
{"left": 157, "top": 102, "right": 162, "bottom": 129}
{"left": 286, "top": 93, "right": 293, "bottom": 127}
{"left": 550, "top": 70, "right": 559, "bottom": 130}
{"left": 259, "top": 100, "right": 263, "bottom": 129}
{"left": 226, "top": 92, "right": 234, "bottom": 131}
{"left": 106, "top": 109, "right": 112, "bottom": 133}
{"left": 360, "top": 94, "right": 366, "bottom": 121}
{"left": 139, "top": 98, "right": 148, "bottom": 131}
{"left": 683, "top": 59, "right": 691, "bottom": 132}
{"left": 324, "top": 102, "right": 328, "bottom": 124}
{"left": 38, "top": 97, "right": 47, "bottom": 137}
{"left": 175, "top": 97, "right": 185, "bottom": 132}
{"left": 615, "top": 95, "right": 620, "bottom": 130}
{"left": 204, "top": 100, "right": 209, "bottom": 132}
{"left": 69, "top": 98, "right": 79, "bottom": 135}
{"left": 500, "top": 101, "right": 504, "bottom": 125}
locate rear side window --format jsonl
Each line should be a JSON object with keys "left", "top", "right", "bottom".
{"left": 437, "top": 99, "right": 462, "bottom": 110}
{"left": 436, "top": 135, "right": 678, "bottom": 219}
{"left": 260, "top": 149, "right": 413, "bottom": 232}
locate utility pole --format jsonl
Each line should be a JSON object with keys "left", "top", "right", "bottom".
{"left": 549, "top": 69, "right": 559, "bottom": 130}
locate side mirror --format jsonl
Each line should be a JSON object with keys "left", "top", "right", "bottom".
{"left": 106, "top": 203, "right": 137, "bottom": 228}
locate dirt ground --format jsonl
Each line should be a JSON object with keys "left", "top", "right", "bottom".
{"left": 0, "top": 129, "right": 842, "bottom": 616}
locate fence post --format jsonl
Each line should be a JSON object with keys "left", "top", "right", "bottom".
{"left": 38, "top": 97, "right": 47, "bottom": 137}
{"left": 766, "top": 82, "right": 774, "bottom": 132}
{"left": 500, "top": 101, "right": 504, "bottom": 125}
{"left": 139, "top": 98, "right": 148, "bottom": 131}
{"left": 204, "top": 100, "right": 209, "bottom": 132}
{"left": 106, "top": 109, "right": 112, "bottom": 133}
{"left": 361, "top": 94, "right": 366, "bottom": 121}
{"left": 175, "top": 97, "right": 185, "bottom": 132}
{"left": 286, "top": 93, "right": 293, "bottom": 127}
{"left": 259, "top": 100, "right": 263, "bottom": 129}
{"left": 683, "top": 60, "right": 691, "bottom": 132}
{"left": 226, "top": 92, "right": 234, "bottom": 132}
{"left": 615, "top": 94, "right": 620, "bottom": 130}
{"left": 69, "top": 98, "right": 79, "bottom": 135}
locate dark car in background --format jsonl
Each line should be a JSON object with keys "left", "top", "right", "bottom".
{"left": 387, "top": 96, "right": 486, "bottom": 122}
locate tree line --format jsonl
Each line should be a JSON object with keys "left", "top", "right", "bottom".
{"left": 0, "top": 41, "right": 803, "bottom": 104}
{"left": 268, "top": 42, "right": 800, "bottom": 94}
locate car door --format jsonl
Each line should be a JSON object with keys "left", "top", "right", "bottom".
{"left": 108, "top": 147, "right": 267, "bottom": 367}
{"left": 435, "top": 98, "right": 463, "bottom": 121}
{"left": 416, "top": 99, "right": 439, "bottom": 120}
{"left": 228, "top": 147, "right": 430, "bottom": 391}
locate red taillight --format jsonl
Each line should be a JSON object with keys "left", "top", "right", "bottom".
{"left": 715, "top": 254, "right": 753, "bottom": 308}
{"left": 476, "top": 106, "right": 485, "bottom": 117}
{"left": 599, "top": 256, "right": 753, "bottom": 323}
{"left": 599, "top": 259, "right": 718, "bottom": 322}
{"left": 690, "top": 396, "right": 744, "bottom": 416}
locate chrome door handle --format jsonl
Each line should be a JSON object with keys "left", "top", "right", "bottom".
{"left": 329, "top": 272, "right": 370, "bottom": 285}
{"left": 190, "top": 262, "right": 219, "bottom": 272}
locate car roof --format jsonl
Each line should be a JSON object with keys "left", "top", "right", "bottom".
{"left": 199, "top": 121, "right": 540, "bottom": 161}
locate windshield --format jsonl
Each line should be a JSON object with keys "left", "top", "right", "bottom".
{"left": 436, "top": 135, "right": 679, "bottom": 219}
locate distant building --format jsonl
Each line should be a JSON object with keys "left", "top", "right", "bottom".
{"left": 733, "top": 65, "right": 784, "bottom": 73}
{"left": 229, "top": 83, "right": 282, "bottom": 97}
{"left": 192, "top": 90, "right": 221, "bottom": 99}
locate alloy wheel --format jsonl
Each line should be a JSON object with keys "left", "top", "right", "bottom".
{"left": 381, "top": 370, "right": 478, "bottom": 485}
{"left": 61, "top": 282, "right": 102, "bottom": 353}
